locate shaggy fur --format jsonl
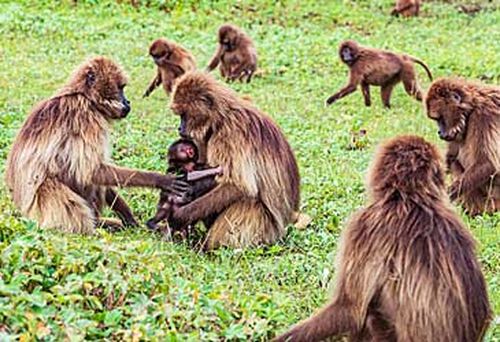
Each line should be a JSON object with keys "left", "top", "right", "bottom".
{"left": 169, "top": 71, "right": 299, "bottom": 249}
{"left": 391, "top": 0, "right": 421, "bottom": 17}
{"left": 426, "top": 78, "right": 500, "bottom": 215}
{"left": 143, "top": 38, "right": 196, "bottom": 97}
{"left": 326, "top": 40, "right": 433, "bottom": 108}
{"left": 5, "top": 57, "right": 180, "bottom": 234}
{"left": 206, "top": 24, "right": 258, "bottom": 83}
{"left": 274, "top": 135, "right": 492, "bottom": 342}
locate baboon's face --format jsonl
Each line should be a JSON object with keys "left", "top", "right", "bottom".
{"left": 426, "top": 86, "right": 469, "bottom": 142}
{"left": 171, "top": 94, "right": 213, "bottom": 146}
{"left": 219, "top": 26, "right": 239, "bottom": 52}
{"left": 340, "top": 46, "right": 356, "bottom": 65}
{"left": 339, "top": 41, "right": 359, "bottom": 66}
{"left": 149, "top": 40, "right": 172, "bottom": 67}
{"left": 84, "top": 58, "right": 130, "bottom": 120}
{"left": 168, "top": 141, "right": 198, "bottom": 163}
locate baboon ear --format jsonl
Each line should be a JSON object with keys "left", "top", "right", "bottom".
{"left": 86, "top": 69, "right": 96, "bottom": 87}
{"left": 450, "top": 90, "right": 462, "bottom": 104}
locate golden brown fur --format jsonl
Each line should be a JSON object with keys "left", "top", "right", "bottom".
{"left": 143, "top": 38, "right": 196, "bottom": 97}
{"left": 326, "top": 40, "right": 433, "bottom": 108}
{"left": 206, "top": 24, "right": 258, "bottom": 83}
{"left": 391, "top": 0, "right": 421, "bottom": 17}
{"left": 5, "top": 57, "right": 186, "bottom": 234}
{"left": 426, "top": 78, "right": 500, "bottom": 215}
{"left": 169, "top": 72, "right": 299, "bottom": 249}
{"left": 274, "top": 135, "right": 492, "bottom": 342}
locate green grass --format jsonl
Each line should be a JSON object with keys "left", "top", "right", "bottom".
{"left": 0, "top": 0, "right": 499, "bottom": 340}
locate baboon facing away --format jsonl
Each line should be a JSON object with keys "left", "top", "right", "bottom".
{"left": 143, "top": 38, "right": 196, "bottom": 97}
{"left": 391, "top": 0, "right": 421, "bottom": 17}
{"left": 206, "top": 24, "right": 258, "bottom": 83}
{"left": 274, "top": 135, "right": 491, "bottom": 342}
{"left": 326, "top": 40, "right": 433, "bottom": 108}
{"left": 5, "top": 57, "right": 187, "bottom": 234}
{"left": 426, "top": 78, "right": 500, "bottom": 215}
{"left": 169, "top": 71, "right": 300, "bottom": 250}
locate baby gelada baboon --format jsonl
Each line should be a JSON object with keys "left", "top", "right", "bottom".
{"left": 146, "top": 139, "right": 222, "bottom": 235}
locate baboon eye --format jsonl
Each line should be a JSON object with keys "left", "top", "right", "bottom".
{"left": 451, "top": 91, "right": 462, "bottom": 103}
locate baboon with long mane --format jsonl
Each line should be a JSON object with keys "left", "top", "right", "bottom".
{"left": 5, "top": 57, "right": 186, "bottom": 234}
{"left": 274, "top": 135, "right": 491, "bottom": 342}
{"left": 169, "top": 71, "right": 300, "bottom": 249}
{"left": 426, "top": 78, "right": 500, "bottom": 215}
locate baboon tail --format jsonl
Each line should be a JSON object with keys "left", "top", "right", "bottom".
{"left": 272, "top": 303, "right": 344, "bottom": 342}
{"left": 412, "top": 58, "right": 433, "bottom": 81}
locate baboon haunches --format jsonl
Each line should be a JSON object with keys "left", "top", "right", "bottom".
{"left": 274, "top": 135, "right": 491, "bottom": 342}
{"left": 5, "top": 57, "right": 187, "bottom": 234}
{"left": 169, "top": 71, "right": 300, "bottom": 250}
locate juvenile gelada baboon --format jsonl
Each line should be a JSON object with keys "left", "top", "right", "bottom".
{"left": 169, "top": 71, "right": 300, "bottom": 250}
{"left": 426, "top": 78, "right": 500, "bottom": 215}
{"left": 391, "top": 0, "right": 421, "bottom": 17}
{"left": 206, "top": 24, "right": 258, "bottom": 83}
{"left": 5, "top": 57, "right": 187, "bottom": 234}
{"left": 143, "top": 38, "right": 196, "bottom": 97}
{"left": 326, "top": 40, "right": 433, "bottom": 108}
{"left": 274, "top": 135, "right": 491, "bottom": 342}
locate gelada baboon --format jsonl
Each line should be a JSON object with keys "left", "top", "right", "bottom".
{"left": 426, "top": 78, "right": 500, "bottom": 215}
{"left": 146, "top": 139, "right": 222, "bottom": 234}
{"left": 206, "top": 24, "right": 258, "bottom": 83}
{"left": 274, "top": 135, "right": 492, "bottom": 342}
{"left": 5, "top": 57, "right": 187, "bottom": 234}
{"left": 391, "top": 0, "right": 421, "bottom": 17}
{"left": 326, "top": 40, "right": 433, "bottom": 108}
{"left": 169, "top": 71, "right": 300, "bottom": 249}
{"left": 143, "top": 38, "right": 196, "bottom": 97}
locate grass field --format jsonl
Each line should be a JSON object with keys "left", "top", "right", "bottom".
{"left": 0, "top": 0, "right": 499, "bottom": 340}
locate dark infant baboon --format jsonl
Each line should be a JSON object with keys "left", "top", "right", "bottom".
{"left": 426, "top": 78, "right": 500, "bottom": 215}
{"left": 5, "top": 57, "right": 187, "bottom": 234}
{"left": 146, "top": 139, "right": 222, "bottom": 235}
{"left": 274, "top": 135, "right": 492, "bottom": 342}
{"left": 326, "top": 40, "right": 433, "bottom": 108}
{"left": 206, "top": 24, "right": 258, "bottom": 83}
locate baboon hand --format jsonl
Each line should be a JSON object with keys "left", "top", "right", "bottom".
{"left": 326, "top": 96, "right": 337, "bottom": 106}
{"left": 157, "top": 175, "right": 190, "bottom": 196}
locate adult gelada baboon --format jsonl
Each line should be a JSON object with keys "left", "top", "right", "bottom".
{"left": 5, "top": 57, "right": 187, "bottom": 234}
{"left": 274, "top": 135, "right": 491, "bottom": 342}
{"left": 426, "top": 78, "right": 500, "bottom": 215}
{"left": 169, "top": 71, "right": 300, "bottom": 249}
